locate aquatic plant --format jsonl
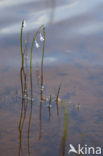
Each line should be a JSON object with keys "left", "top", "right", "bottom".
{"left": 56, "top": 83, "right": 61, "bottom": 102}
{"left": 61, "top": 100, "right": 68, "bottom": 156}
{"left": 40, "top": 27, "right": 45, "bottom": 97}
{"left": 20, "top": 20, "right": 25, "bottom": 67}
{"left": 19, "top": 20, "right": 70, "bottom": 156}
{"left": 30, "top": 24, "right": 44, "bottom": 69}
{"left": 55, "top": 83, "right": 61, "bottom": 116}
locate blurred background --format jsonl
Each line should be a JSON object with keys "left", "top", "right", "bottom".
{"left": 0, "top": 0, "right": 103, "bottom": 68}
{"left": 0, "top": 0, "right": 103, "bottom": 156}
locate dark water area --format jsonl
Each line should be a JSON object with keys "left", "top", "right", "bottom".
{"left": 0, "top": 0, "right": 103, "bottom": 156}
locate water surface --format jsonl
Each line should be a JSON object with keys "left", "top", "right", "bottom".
{"left": 0, "top": 0, "right": 103, "bottom": 156}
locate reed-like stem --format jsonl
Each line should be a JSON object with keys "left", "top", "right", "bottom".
{"left": 30, "top": 25, "right": 44, "bottom": 69}
{"left": 42, "top": 27, "right": 45, "bottom": 58}
{"left": 41, "top": 27, "right": 45, "bottom": 91}
{"left": 20, "top": 22, "right": 23, "bottom": 56}
{"left": 20, "top": 21, "right": 24, "bottom": 67}
{"left": 61, "top": 101, "right": 68, "bottom": 139}
{"left": 61, "top": 100, "right": 68, "bottom": 156}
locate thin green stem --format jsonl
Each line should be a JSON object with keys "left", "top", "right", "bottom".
{"left": 20, "top": 26, "right": 23, "bottom": 56}
{"left": 30, "top": 25, "right": 44, "bottom": 69}
{"left": 61, "top": 100, "right": 68, "bottom": 156}
{"left": 20, "top": 21, "right": 24, "bottom": 67}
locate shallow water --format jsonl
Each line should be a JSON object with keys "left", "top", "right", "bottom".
{"left": 0, "top": 0, "right": 103, "bottom": 156}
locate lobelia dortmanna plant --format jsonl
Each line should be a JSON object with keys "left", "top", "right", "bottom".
{"left": 20, "top": 20, "right": 45, "bottom": 69}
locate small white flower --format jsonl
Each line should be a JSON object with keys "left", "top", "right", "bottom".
{"left": 24, "top": 20, "right": 27, "bottom": 27}
{"left": 56, "top": 97, "right": 61, "bottom": 102}
{"left": 40, "top": 33, "right": 44, "bottom": 42}
{"left": 22, "top": 20, "right": 27, "bottom": 28}
{"left": 48, "top": 104, "right": 52, "bottom": 108}
{"left": 35, "top": 40, "right": 40, "bottom": 48}
{"left": 40, "top": 85, "right": 44, "bottom": 91}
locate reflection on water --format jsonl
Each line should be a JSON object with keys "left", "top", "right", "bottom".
{"left": 60, "top": 101, "right": 68, "bottom": 156}
{"left": 56, "top": 83, "right": 61, "bottom": 116}
{"left": 0, "top": 0, "right": 103, "bottom": 156}
{"left": 1, "top": 0, "right": 103, "bottom": 36}
{"left": 18, "top": 22, "right": 69, "bottom": 155}
{"left": 19, "top": 58, "right": 33, "bottom": 156}
{"left": 49, "top": 0, "right": 56, "bottom": 24}
{"left": 19, "top": 34, "right": 30, "bottom": 156}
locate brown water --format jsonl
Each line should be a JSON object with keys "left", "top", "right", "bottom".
{"left": 0, "top": 0, "right": 103, "bottom": 156}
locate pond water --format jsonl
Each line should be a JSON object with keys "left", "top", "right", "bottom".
{"left": 0, "top": 0, "right": 103, "bottom": 156}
